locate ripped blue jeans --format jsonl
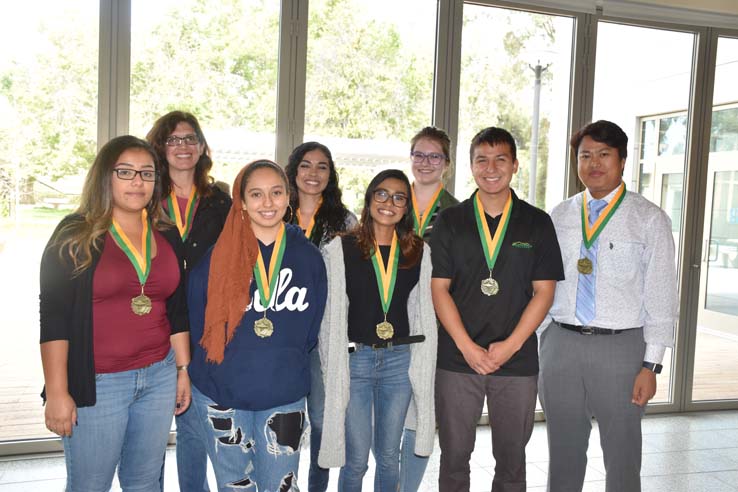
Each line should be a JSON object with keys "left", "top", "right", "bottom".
{"left": 190, "top": 384, "right": 306, "bottom": 492}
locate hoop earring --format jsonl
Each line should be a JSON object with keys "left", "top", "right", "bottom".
{"left": 241, "top": 209, "right": 245, "bottom": 222}
{"left": 285, "top": 204, "right": 294, "bottom": 222}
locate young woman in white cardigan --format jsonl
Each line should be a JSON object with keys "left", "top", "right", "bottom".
{"left": 318, "top": 169, "right": 437, "bottom": 492}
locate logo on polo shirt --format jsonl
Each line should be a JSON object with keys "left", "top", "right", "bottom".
{"left": 512, "top": 241, "right": 533, "bottom": 249}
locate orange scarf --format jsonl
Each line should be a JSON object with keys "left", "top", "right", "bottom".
{"left": 200, "top": 164, "right": 259, "bottom": 363}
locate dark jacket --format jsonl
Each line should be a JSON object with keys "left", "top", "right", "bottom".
{"left": 39, "top": 214, "right": 189, "bottom": 407}
{"left": 182, "top": 184, "right": 232, "bottom": 270}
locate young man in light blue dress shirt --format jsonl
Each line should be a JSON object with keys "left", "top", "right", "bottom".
{"left": 539, "top": 120, "right": 678, "bottom": 492}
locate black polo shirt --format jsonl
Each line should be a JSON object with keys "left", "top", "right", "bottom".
{"left": 430, "top": 189, "right": 564, "bottom": 376}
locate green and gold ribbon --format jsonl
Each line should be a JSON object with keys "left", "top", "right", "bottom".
{"left": 411, "top": 184, "right": 444, "bottom": 236}
{"left": 109, "top": 210, "right": 152, "bottom": 286}
{"left": 253, "top": 223, "right": 287, "bottom": 310}
{"left": 474, "top": 191, "right": 512, "bottom": 273}
{"left": 370, "top": 232, "right": 400, "bottom": 315}
{"left": 297, "top": 197, "right": 323, "bottom": 241}
{"left": 581, "top": 183, "right": 626, "bottom": 249}
{"left": 166, "top": 187, "right": 198, "bottom": 241}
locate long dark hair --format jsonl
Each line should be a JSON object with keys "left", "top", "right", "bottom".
{"left": 146, "top": 110, "right": 214, "bottom": 197}
{"left": 54, "top": 135, "right": 169, "bottom": 274}
{"left": 284, "top": 141, "right": 352, "bottom": 245}
{"left": 355, "top": 169, "right": 423, "bottom": 268}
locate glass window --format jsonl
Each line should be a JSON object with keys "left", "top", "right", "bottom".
{"left": 130, "top": 0, "right": 280, "bottom": 186}
{"left": 455, "top": 4, "right": 574, "bottom": 212}
{"left": 593, "top": 22, "right": 696, "bottom": 404}
{"left": 658, "top": 115, "right": 688, "bottom": 156}
{"left": 304, "top": 0, "right": 436, "bottom": 213}
{"left": 0, "top": 1, "right": 99, "bottom": 442}
{"left": 710, "top": 106, "right": 738, "bottom": 153}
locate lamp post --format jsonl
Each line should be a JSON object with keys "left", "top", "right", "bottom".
{"left": 529, "top": 61, "right": 549, "bottom": 206}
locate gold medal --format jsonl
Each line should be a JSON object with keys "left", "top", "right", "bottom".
{"left": 371, "top": 234, "right": 400, "bottom": 342}
{"left": 474, "top": 191, "right": 511, "bottom": 298}
{"left": 577, "top": 257, "right": 593, "bottom": 274}
{"left": 376, "top": 320, "right": 394, "bottom": 340}
{"left": 131, "top": 293, "right": 152, "bottom": 316}
{"left": 110, "top": 212, "right": 154, "bottom": 317}
{"left": 253, "top": 224, "right": 286, "bottom": 339}
{"left": 254, "top": 316, "right": 274, "bottom": 338}
{"left": 481, "top": 277, "right": 499, "bottom": 296}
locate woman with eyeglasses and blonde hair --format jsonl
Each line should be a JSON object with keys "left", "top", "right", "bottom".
{"left": 400, "top": 126, "right": 459, "bottom": 491}
{"left": 186, "top": 160, "right": 327, "bottom": 490}
{"left": 318, "top": 169, "right": 437, "bottom": 492}
{"left": 39, "top": 135, "right": 190, "bottom": 491}
{"left": 147, "top": 110, "right": 231, "bottom": 491}
{"left": 284, "top": 141, "right": 356, "bottom": 492}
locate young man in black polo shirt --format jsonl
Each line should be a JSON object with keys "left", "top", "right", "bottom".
{"left": 430, "top": 127, "right": 564, "bottom": 492}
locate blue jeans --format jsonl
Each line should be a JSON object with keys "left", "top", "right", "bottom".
{"left": 190, "top": 385, "right": 307, "bottom": 492}
{"left": 399, "top": 428, "right": 429, "bottom": 492}
{"left": 62, "top": 348, "right": 176, "bottom": 492}
{"left": 175, "top": 403, "right": 210, "bottom": 491}
{"left": 338, "top": 344, "right": 412, "bottom": 492}
{"left": 308, "top": 348, "right": 329, "bottom": 492}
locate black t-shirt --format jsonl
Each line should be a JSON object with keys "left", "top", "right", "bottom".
{"left": 430, "top": 189, "right": 564, "bottom": 376}
{"left": 343, "top": 235, "right": 421, "bottom": 344}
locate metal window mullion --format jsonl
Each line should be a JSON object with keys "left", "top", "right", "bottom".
{"left": 433, "top": 0, "right": 463, "bottom": 194}
{"left": 97, "top": 0, "right": 131, "bottom": 147}
{"left": 565, "top": 11, "right": 596, "bottom": 198}
{"left": 275, "top": 0, "right": 308, "bottom": 167}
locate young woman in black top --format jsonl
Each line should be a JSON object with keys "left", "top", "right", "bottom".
{"left": 318, "top": 170, "right": 437, "bottom": 492}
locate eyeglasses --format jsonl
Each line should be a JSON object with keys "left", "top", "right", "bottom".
{"left": 113, "top": 168, "right": 157, "bottom": 182}
{"left": 373, "top": 189, "right": 408, "bottom": 207}
{"left": 410, "top": 151, "right": 447, "bottom": 167}
{"left": 165, "top": 134, "right": 199, "bottom": 147}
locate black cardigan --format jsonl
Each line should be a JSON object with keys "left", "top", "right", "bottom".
{"left": 39, "top": 215, "right": 189, "bottom": 407}
{"left": 182, "top": 183, "right": 231, "bottom": 270}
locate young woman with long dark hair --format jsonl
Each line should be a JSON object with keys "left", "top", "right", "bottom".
{"left": 318, "top": 169, "right": 437, "bottom": 492}
{"left": 284, "top": 141, "right": 356, "bottom": 492}
{"left": 39, "top": 135, "right": 190, "bottom": 490}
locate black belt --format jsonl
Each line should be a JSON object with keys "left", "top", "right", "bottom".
{"left": 348, "top": 335, "right": 425, "bottom": 353}
{"left": 556, "top": 321, "right": 640, "bottom": 335}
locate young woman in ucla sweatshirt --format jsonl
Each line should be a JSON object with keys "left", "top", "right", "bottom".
{"left": 186, "top": 160, "right": 327, "bottom": 491}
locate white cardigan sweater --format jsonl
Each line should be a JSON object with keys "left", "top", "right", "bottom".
{"left": 317, "top": 237, "right": 437, "bottom": 468}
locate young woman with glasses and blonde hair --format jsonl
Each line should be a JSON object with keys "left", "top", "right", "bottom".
{"left": 147, "top": 110, "right": 231, "bottom": 491}
{"left": 400, "top": 126, "right": 459, "bottom": 491}
{"left": 318, "top": 169, "right": 437, "bottom": 492}
{"left": 39, "top": 135, "right": 190, "bottom": 491}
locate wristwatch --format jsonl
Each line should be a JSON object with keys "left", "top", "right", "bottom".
{"left": 642, "top": 361, "right": 663, "bottom": 374}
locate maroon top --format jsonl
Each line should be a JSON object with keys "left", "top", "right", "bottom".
{"left": 92, "top": 230, "right": 180, "bottom": 373}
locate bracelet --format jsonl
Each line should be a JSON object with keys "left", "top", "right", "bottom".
{"left": 176, "top": 364, "right": 188, "bottom": 372}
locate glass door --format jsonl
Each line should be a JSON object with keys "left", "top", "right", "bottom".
{"left": 691, "top": 40, "right": 738, "bottom": 402}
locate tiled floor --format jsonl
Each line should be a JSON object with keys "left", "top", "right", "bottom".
{"left": 1, "top": 410, "right": 737, "bottom": 491}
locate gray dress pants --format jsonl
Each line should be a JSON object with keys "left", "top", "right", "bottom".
{"left": 539, "top": 321, "right": 646, "bottom": 492}
{"left": 435, "top": 368, "right": 537, "bottom": 492}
